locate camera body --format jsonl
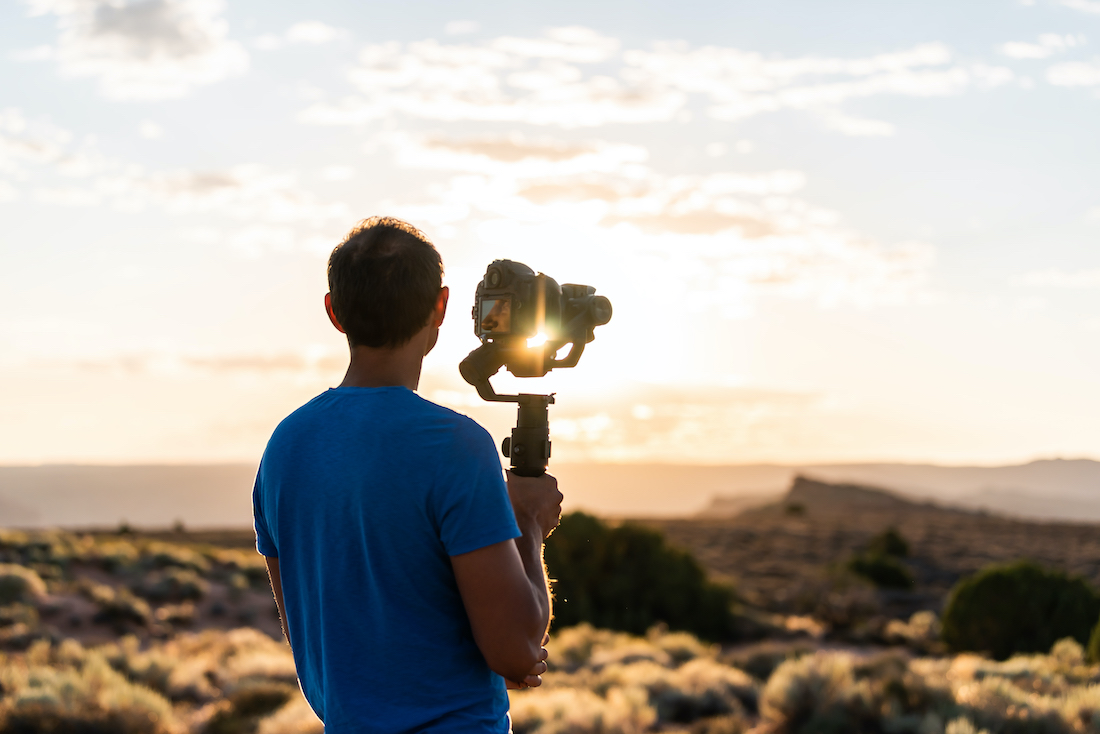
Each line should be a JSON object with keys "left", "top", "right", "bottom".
{"left": 469, "top": 260, "right": 611, "bottom": 379}
{"left": 460, "top": 259, "right": 611, "bottom": 476}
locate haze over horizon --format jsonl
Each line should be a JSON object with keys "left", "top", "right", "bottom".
{"left": 2, "top": 0, "right": 1099, "bottom": 468}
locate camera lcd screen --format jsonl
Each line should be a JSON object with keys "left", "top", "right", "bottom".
{"left": 479, "top": 297, "right": 512, "bottom": 335}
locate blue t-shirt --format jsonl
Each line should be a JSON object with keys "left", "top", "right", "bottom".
{"left": 253, "top": 386, "right": 521, "bottom": 733}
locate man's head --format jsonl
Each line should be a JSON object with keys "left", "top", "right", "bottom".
{"left": 326, "top": 217, "right": 445, "bottom": 349}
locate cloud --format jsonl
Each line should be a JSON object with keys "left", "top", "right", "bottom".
{"left": 254, "top": 20, "right": 345, "bottom": 50}
{"left": 1017, "top": 268, "right": 1100, "bottom": 288}
{"left": 1059, "top": 0, "right": 1100, "bottom": 13}
{"left": 543, "top": 384, "right": 824, "bottom": 464}
{"left": 0, "top": 108, "right": 350, "bottom": 247}
{"left": 1047, "top": 60, "right": 1100, "bottom": 85}
{"left": 1000, "top": 33, "right": 1082, "bottom": 59}
{"left": 380, "top": 133, "right": 935, "bottom": 311}
{"left": 319, "top": 164, "right": 355, "bottom": 181}
{"left": 138, "top": 119, "right": 163, "bottom": 139}
{"left": 300, "top": 31, "right": 1013, "bottom": 135}
{"left": 108, "top": 164, "right": 351, "bottom": 224}
{"left": 61, "top": 347, "right": 346, "bottom": 377}
{"left": 22, "top": 0, "right": 248, "bottom": 99}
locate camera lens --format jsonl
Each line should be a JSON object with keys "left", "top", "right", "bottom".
{"left": 590, "top": 296, "right": 612, "bottom": 326}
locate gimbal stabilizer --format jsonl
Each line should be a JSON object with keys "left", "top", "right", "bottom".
{"left": 459, "top": 260, "right": 612, "bottom": 476}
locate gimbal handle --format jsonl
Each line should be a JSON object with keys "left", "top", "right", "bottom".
{"left": 458, "top": 343, "right": 555, "bottom": 476}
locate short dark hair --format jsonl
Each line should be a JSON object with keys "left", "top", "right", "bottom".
{"left": 327, "top": 217, "right": 443, "bottom": 348}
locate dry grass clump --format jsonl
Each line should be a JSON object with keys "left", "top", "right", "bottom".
{"left": 0, "top": 639, "right": 183, "bottom": 734}
{"left": 0, "top": 629, "right": 318, "bottom": 734}
{"left": 754, "top": 637, "right": 1100, "bottom": 734}
{"left": 514, "top": 624, "right": 756, "bottom": 734}
{"left": 0, "top": 564, "right": 48, "bottom": 605}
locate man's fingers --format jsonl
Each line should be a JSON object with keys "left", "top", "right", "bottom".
{"left": 538, "top": 646, "right": 549, "bottom": 661}
{"left": 523, "top": 673, "right": 542, "bottom": 687}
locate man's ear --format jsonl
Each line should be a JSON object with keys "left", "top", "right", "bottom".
{"left": 434, "top": 286, "right": 450, "bottom": 327}
{"left": 324, "top": 293, "right": 345, "bottom": 334}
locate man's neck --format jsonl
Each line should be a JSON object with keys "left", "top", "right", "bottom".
{"left": 337, "top": 334, "right": 429, "bottom": 391}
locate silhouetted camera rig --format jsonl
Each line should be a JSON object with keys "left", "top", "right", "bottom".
{"left": 459, "top": 260, "right": 612, "bottom": 477}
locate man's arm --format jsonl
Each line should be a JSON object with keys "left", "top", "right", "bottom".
{"left": 264, "top": 556, "right": 291, "bottom": 646}
{"left": 450, "top": 472, "right": 561, "bottom": 685}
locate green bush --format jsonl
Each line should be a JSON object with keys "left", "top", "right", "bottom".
{"left": 846, "top": 554, "right": 914, "bottom": 590}
{"left": 1086, "top": 615, "right": 1100, "bottom": 663}
{"left": 942, "top": 560, "right": 1100, "bottom": 660}
{"left": 865, "top": 527, "right": 909, "bottom": 558}
{"left": 544, "top": 513, "right": 737, "bottom": 642}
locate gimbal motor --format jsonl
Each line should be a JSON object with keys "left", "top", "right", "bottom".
{"left": 459, "top": 260, "right": 612, "bottom": 476}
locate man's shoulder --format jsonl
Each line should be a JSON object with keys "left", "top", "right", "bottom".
{"left": 268, "top": 387, "right": 491, "bottom": 442}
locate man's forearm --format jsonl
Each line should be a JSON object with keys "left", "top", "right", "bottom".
{"left": 513, "top": 521, "right": 552, "bottom": 639}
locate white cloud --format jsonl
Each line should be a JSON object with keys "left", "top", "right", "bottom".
{"left": 0, "top": 181, "right": 19, "bottom": 202}
{"left": 286, "top": 21, "right": 341, "bottom": 45}
{"left": 23, "top": 0, "right": 248, "bottom": 100}
{"left": 9, "top": 45, "right": 55, "bottom": 61}
{"left": 138, "top": 119, "right": 163, "bottom": 139}
{"left": 444, "top": 20, "right": 479, "bottom": 36}
{"left": 255, "top": 20, "right": 345, "bottom": 50}
{"left": 300, "top": 32, "right": 1013, "bottom": 135}
{"left": 108, "top": 164, "right": 351, "bottom": 223}
{"left": 379, "top": 133, "right": 935, "bottom": 311}
{"left": 0, "top": 108, "right": 350, "bottom": 240}
{"left": 1059, "top": 0, "right": 1100, "bottom": 13}
{"left": 319, "top": 165, "right": 355, "bottom": 181}
{"left": 1017, "top": 268, "right": 1100, "bottom": 288}
{"left": 818, "top": 110, "right": 896, "bottom": 137}
{"left": 1000, "top": 33, "right": 1082, "bottom": 59}
{"left": 1047, "top": 60, "right": 1100, "bottom": 85}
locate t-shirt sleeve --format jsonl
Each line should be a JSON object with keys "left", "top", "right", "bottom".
{"left": 434, "top": 420, "right": 521, "bottom": 557}
{"left": 252, "top": 461, "right": 279, "bottom": 558}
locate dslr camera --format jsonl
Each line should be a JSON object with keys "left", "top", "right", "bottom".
{"left": 460, "top": 260, "right": 611, "bottom": 476}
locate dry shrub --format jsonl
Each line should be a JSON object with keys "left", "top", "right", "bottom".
{"left": 885, "top": 611, "right": 943, "bottom": 653}
{"left": 0, "top": 565, "right": 47, "bottom": 605}
{"left": 722, "top": 640, "right": 816, "bottom": 682}
{"left": 524, "top": 625, "right": 760, "bottom": 732}
{"left": 760, "top": 651, "right": 861, "bottom": 731}
{"left": 946, "top": 718, "right": 990, "bottom": 734}
{"left": 136, "top": 567, "right": 210, "bottom": 602}
{"left": 212, "top": 550, "right": 270, "bottom": 588}
{"left": 93, "top": 540, "right": 140, "bottom": 572}
{"left": 143, "top": 542, "right": 211, "bottom": 574}
{"left": 154, "top": 603, "right": 196, "bottom": 627}
{"left": 651, "top": 659, "right": 756, "bottom": 721}
{"left": 103, "top": 627, "right": 296, "bottom": 703}
{"left": 82, "top": 582, "right": 152, "bottom": 628}
{"left": 0, "top": 639, "right": 181, "bottom": 734}
{"left": 255, "top": 691, "right": 323, "bottom": 734}
{"left": 509, "top": 685, "right": 656, "bottom": 734}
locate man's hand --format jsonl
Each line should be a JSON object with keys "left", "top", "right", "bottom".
{"left": 506, "top": 472, "right": 562, "bottom": 539}
{"left": 505, "top": 643, "right": 548, "bottom": 689}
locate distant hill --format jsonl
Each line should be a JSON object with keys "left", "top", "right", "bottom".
{"left": 731, "top": 475, "right": 975, "bottom": 521}
{"left": 647, "top": 474, "right": 1100, "bottom": 616}
{"left": 0, "top": 458, "right": 1097, "bottom": 528}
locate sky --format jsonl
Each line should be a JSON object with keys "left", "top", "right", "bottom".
{"left": 1, "top": 0, "right": 1098, "bottom": 466}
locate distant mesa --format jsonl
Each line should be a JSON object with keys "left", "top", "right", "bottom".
{"left": 704, "top": 474, "right": 976, "bottom": 521}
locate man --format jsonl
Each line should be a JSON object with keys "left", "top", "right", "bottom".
{"left": 253, "top": 216, "right": 563, "bottom": 733}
